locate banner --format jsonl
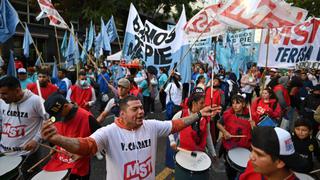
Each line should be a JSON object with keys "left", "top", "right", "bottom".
{"left": 123, "top": 4, "right": 192, "bottom": 83}
{"left": 258, "top": 18, "right": 320, "bottom": 69}
{"left": 36, "top": 0, "right": 68, "bottom": 29}
{"left": 184, "top": 0, "right": 308, "bottom": 39}
{"left": 190, "top": 38, "right": 214, "bottom": 64}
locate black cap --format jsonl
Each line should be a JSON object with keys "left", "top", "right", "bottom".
{"left": 44, "top": 93, "right": 68, "bottom": 120}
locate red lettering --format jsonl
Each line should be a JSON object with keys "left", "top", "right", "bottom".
{"left": 2, "top": 123, "right": 27, "bottom": 138}
{"left": 124, "top": 156, "right": 153, "bottom": 180}
{"left": 308, "top": 18, "right": 320, "bottom": 44}
{"left": 292, "top": 23, "right": 311, "bottom": 45}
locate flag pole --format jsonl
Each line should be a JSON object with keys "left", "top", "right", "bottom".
{"left": 19, "top": 21, "right": 45, "bottom": 64}
{"left": 117, "top": 37, "right": 122, "bottom": 51}
{"left": 262, "top": 29, "right": 271, "bottom": 89}
{"left": 54, "top": 26, "right": 61, "bottom": 65}
{"left": 66, "top": 25, "right": 109, "bottom": 85}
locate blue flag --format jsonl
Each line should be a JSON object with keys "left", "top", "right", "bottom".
{"left": 106, "top": 16, "right": 118, "bottom": 43}
{"left": 23, "top": 23, "right": 33, "bottom": 58}
{"left": 60, "top": 31, "right": 68, "bottom": 57}
{"left": 0, "top": 0, "right": 19, "bottom": 43}
{"left": 80, "top": 28, "right": 88, "bottom": 63}
{"left": 7, "top": 50, "right": 16, "bottom": 77}
{"left": 66, "top": 25, "right": 77, "bottom": 68}
{"left": 100, "top": 17, "right": 111, "bottom": 52}
{"left": 94, "top": 33, "right": 102, "bottom": 58}
{"left": 87, "top": 20, "right": 94, "bottom": 51}
{"left": 0, "top": 55, "right": 4, "bottom": 67}
{"left": 74, "top": 33, "right": 80, "bottom": 65}
{"left": 52, "top": 61, "right": 58, "bottom": 79}
{"left": 35, "top": 55, "right": 41, "bottom": 67}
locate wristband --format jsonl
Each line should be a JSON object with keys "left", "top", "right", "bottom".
{"left": 197, "top": 112, "right": 202, "bottom": 120}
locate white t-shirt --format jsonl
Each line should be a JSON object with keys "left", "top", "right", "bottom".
{"left": 91, "top": 120, "right": 172, "bottom": 180}
{"left": 104, "top": 98, "right": 116, "bottom": 113}
{"left": 164, "top": 82, "right": 182, "bottom": 105}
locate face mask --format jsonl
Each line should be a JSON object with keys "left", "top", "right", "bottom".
{"left": 80, "top": 80, "right": 88, "bottom": 86}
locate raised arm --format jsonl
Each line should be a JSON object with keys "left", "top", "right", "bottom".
{"left": 41, "top": 121, "right": 98, "bottom": 156}
{"left": 170, "top": 105, "right": 221, "bottom": 134}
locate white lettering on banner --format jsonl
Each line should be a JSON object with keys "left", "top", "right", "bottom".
{"left": 258, "top": 18, "right": 320, "bottom": 68}
{"left": 124, "top": 156, "right": 152, "bottom": 180}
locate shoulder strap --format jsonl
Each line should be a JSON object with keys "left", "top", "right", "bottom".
{"left": 169, "top": 84, "right": 173, "bottom": 102}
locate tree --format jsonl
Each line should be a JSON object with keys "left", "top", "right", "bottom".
{"left": 286, "top": 0, "right": 320, "bottom": 17}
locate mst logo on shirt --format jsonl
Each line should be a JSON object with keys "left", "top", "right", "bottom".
{"left": 2, "top": 123, "right": 27, "bottom": 138}
{"left": 124, "top": 156, "right": 152, "bottom": 180}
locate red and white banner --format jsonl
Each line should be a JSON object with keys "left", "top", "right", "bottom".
{"left": 184, "top": 4, "right": 227, "bottom": 40}
{"left": 36, "top": 0, "right": 68, "bottom": 29}
{"left": 258, "top": 18, "right": 320, "bottom": 69}
{"left": 184, "top": 0, "right": 308, "bottom": 39}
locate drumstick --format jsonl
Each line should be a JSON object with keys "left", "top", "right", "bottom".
{"left": 27, "top": 151, "right": 55, "bottom": 172}
{"left": 247, "top": 104, "right": 254, "bottom": 129}
{"left": 230, "top": 135, "right": 247, "bottom": 138}
{"left": 177, "top": 147, "right": 197, "bottom": 157}
{"left": 310, "top": 169, "right": 320, "bottom": 174}
{"left": 39, "top": 143, "right": 69, "bottom": 155}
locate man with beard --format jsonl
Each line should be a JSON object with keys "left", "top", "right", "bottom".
{"left": 67, "top": 72, "right": 96, "bottom": 111}
{"left": 41, "top": 95, "right": 221, "bottom": 180}
{"left": 27, "top": 69, "right": 58, "bottom": 100}
{"left": 0, "top": 76, "right": 46, "bottom": 179}
{"left": 97, "top": 78, "right": 131, "bottom": 123}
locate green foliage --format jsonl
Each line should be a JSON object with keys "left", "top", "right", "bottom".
{"left": 286, "top": 0, "right": 320, "bottom": 17}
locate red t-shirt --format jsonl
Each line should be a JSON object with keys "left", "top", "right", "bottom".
{"left": 251, "top": 98, "right": 281, "bottom": 123}
{"left": 27, "top": 83, "right": 58, "bottom": 100}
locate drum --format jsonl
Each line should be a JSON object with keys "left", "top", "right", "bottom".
{"left": 316, "top": 130, "right": 320, "bottom": 143}
{"left": 175, "top": 151, "right": 211, "bottom": 180}
{"left": 0, "top": 155, "right": 22, "bottom": 179}
{"left": 226, "top": 148, "right": 250, "bottom": 172}
{"left": 31, "top": 170, "right": 69, "bottom": 180}
{"left": 294, "top": 172, "right": 314, "bottom": 180}
{"left": 258, "top": 116, "right": 278, "bottom": 127}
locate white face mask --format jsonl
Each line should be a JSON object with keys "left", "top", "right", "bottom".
{"left": 80, "top": 80, "right": 88, "bottom": 86}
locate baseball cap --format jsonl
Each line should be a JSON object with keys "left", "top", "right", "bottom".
{"left": 44, "top": 93, "right": 68, "bottom": 121}
{"left": 17, "top": 68, "right": 27, "bottom": 74}
{"left": 118, "top": 78, "right": 130, "bottom": 89}
{"left": 252, "top": 127, "right": 309, "bottom": 173}
{"left": 269, "top": 68, "right": 278, "bottom": 73}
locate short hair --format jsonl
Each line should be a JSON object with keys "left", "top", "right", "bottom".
{"left": 187, "top": 92, "right": 205, "bottom": 109}
{"left": 38, "top": 68, "right": 49, "bottom": 76}
{"left": 0, "top": 76, "right": 21, "bottom": 89}
{"left": 78, "top": 71, "right": 86, "bottom": 77}
{"left": 119, "top": 95, "right": 140, "bottom": 111}
{"left": 58, "top": 68, "right": 67, "bottom": 74}
{"left": 231, "top": 94, "right": 245, "bottom": 104}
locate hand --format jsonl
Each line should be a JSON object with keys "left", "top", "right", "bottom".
{"left": 223, "top": 131, "right": 232, "bottom": 140}
{"left": 200, "top": 105, "right": 222, "bottom": 117}
{"left": 170, "top": 142, "right": 177, "bottom": 151}
{"left": 41, "top": 120, "right": 59, "bottom": 142}
{"left": 70, "top": 153, "right": 82, "bottom": 161}
{"left": 84, "top": 102, "right": 89, "bottom": 107}
{"left": 23, "top": 140, "right": 38, "bottom": 152}
{"left": 249, "top": 119, "right": 256, "bottom": 127}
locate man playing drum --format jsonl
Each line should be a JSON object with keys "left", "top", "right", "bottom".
{"left": 41, "top": 95, "right": 221, "bottom": 180}
{"left": 41, "top": 93, "right": 101, "bottom": 180}
{"left": 240, "top": 126, "right": 310, "bottom": 180}
{"left": 0, "top": 76, "right": 46, "bottom": 179}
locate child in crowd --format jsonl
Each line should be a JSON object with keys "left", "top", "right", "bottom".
{"left": 292, "top": 119, "right": 320, "bottom": 172}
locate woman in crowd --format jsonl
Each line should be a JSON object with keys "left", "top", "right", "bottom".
{"left": 251, "top": 87, "right": 281, "bottom": 124}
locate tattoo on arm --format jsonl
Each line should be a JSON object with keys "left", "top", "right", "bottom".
{"left": 171, "top": 114, "right": 198, "bottom": 133}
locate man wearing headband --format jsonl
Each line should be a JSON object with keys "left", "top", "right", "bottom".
{"left": 240, "top": 126, "right": 310, "bottom": 180}
{"left": 41, "top": 95, "right": 221, "bottom": 179}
